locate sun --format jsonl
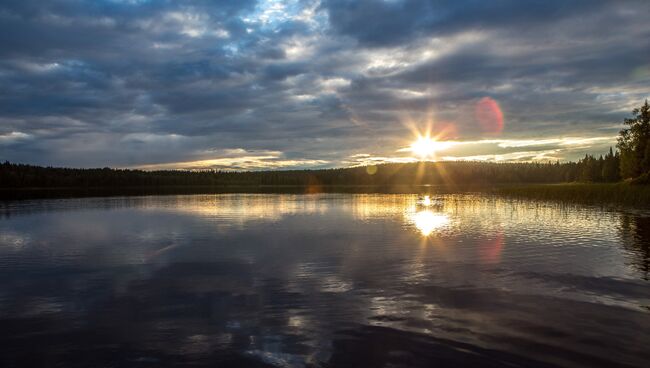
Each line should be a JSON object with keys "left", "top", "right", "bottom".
{"left": 410, "top": 136, "right": 439, "bottom": 158}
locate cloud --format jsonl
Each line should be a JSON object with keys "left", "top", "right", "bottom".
{"left": 134, "top": 148, "right": 329, "bottom": 171}
{"left": 0, "top": 0, "right": 648, "bottom": 168}
{"left": 350, "top": 135, "right": 618, "bottom": 165}
{"left": 321, "top": 0, "right": 611, "bottom": 47}
{"left": 0, "top": 131, "right": 31, "bottom": 144}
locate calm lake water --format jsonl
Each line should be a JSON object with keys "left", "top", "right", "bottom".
{"left": 1, "top": 194, "right": 649, "bottom": 367}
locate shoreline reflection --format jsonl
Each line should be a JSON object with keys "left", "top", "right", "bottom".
{"left": 1, "top": 194, "right": 649, "bottom": 367}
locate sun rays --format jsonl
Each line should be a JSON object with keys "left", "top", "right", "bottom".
{"left": 409, "top": 136, "right": 457, "bottom": 159}
{"left": 411, "top": 136, "right": 437, "bottom": 158}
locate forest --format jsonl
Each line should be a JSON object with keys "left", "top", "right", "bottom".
{"left": 1, "top": 101, "right": 648, "bottom": 189}
{"left": 0, "top": 150, "right": 625, "bottom": 188}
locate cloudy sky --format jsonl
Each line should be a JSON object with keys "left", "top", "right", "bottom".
{"left": 1, "top": 0, "right": 649, "bottom": 170}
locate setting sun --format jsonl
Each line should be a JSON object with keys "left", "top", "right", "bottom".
{"left": 411, "top": 136, "right": 438, "bottom": 158}
{"left": 409, "top": 136, "right": 457, "bottom": 159}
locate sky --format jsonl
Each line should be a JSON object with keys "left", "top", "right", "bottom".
{"left": 1, "top": 0, "right": 649, "bottom": 170}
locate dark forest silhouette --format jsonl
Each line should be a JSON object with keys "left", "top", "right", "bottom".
{"left": 618, "top": 100, "right": 650, "bottom": 183}
{"left": 0, "top": 153, "right": 624, "bottom": 188}
{"left": 1, "top": 101, "right": 648, "bottom": 189}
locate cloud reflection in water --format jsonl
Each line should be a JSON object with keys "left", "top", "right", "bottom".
{"left": 1, "top": 194, "right": 649, "bottom": 367}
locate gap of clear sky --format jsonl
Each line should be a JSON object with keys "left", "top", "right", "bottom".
{"left": 1, "top": 0, "right": 649, "bottom": 170}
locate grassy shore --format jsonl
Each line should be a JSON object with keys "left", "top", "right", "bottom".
{"left": 0, "top": 183, "right": 495, "bottom": 200}
{"left": 2, "top": 182, "right": 649, "bottom": 208}
{"left": 494, "top": 182, "right": 650, "bottom": 207}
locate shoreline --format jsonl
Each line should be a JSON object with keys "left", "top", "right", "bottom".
{"left": 1, "top": 183, "right": 649, "bottom": 208}
{"left": 495, "top": 183, "right": 650, "bottom": 208}
{"left": 0, "top": 184, "right": 485, "bottom": 200}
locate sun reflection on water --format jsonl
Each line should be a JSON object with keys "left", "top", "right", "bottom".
{"left": 410, "top": 209, "right": 450, "bottom": 236}
{"left": 169, "top": 194, "right": 454, "bottom": 237}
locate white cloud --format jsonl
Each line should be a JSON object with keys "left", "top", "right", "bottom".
{"left": 347, "top": 135, "right": 617, "bottom": 165}
{"left": 0, "top": 131, "right": 31, "bottom": 144}
{"left": 133, "top": 148, "right": 328, "bottom": 171}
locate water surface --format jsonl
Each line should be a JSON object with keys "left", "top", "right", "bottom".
{"left": 1, "top": 194, "right": 649, "bottom": 367}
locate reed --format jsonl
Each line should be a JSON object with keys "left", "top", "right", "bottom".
{"left": 495, "top": 183, "right": 650, "bottom": 207}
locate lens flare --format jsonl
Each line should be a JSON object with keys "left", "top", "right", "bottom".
{"left": 479, "top": 233, "right": 505, "bottom": 264}
{"left": 475, "top": 97, "right": 504, "bottom": 134}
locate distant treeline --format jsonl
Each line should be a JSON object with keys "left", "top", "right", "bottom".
{"left": 0, "top": 153, "right": 624, "bottom": 189}
{"left": 1, "top": 100, "right": 648, "bottom": 189}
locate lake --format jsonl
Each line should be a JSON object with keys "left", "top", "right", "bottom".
{"left": 1, "top": 194, "right": 649, "bottom": 367}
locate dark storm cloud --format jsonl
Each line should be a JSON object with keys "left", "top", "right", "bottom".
{"left": 322, "top": 0, "right": 610, "bottom": 47}
{"left": 0, "top": 0, "right": 649, "bottom": 168}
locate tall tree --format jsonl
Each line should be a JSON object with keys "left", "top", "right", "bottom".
{"left": 617, "top": 100, "right": 650, "bottom": 179}
{"left": 601, "top": 147, "right": 620, "bottom": 182}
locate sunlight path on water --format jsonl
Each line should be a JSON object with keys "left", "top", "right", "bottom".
{"left": 0, "top": 194, "right": 648, "bottom": 367}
